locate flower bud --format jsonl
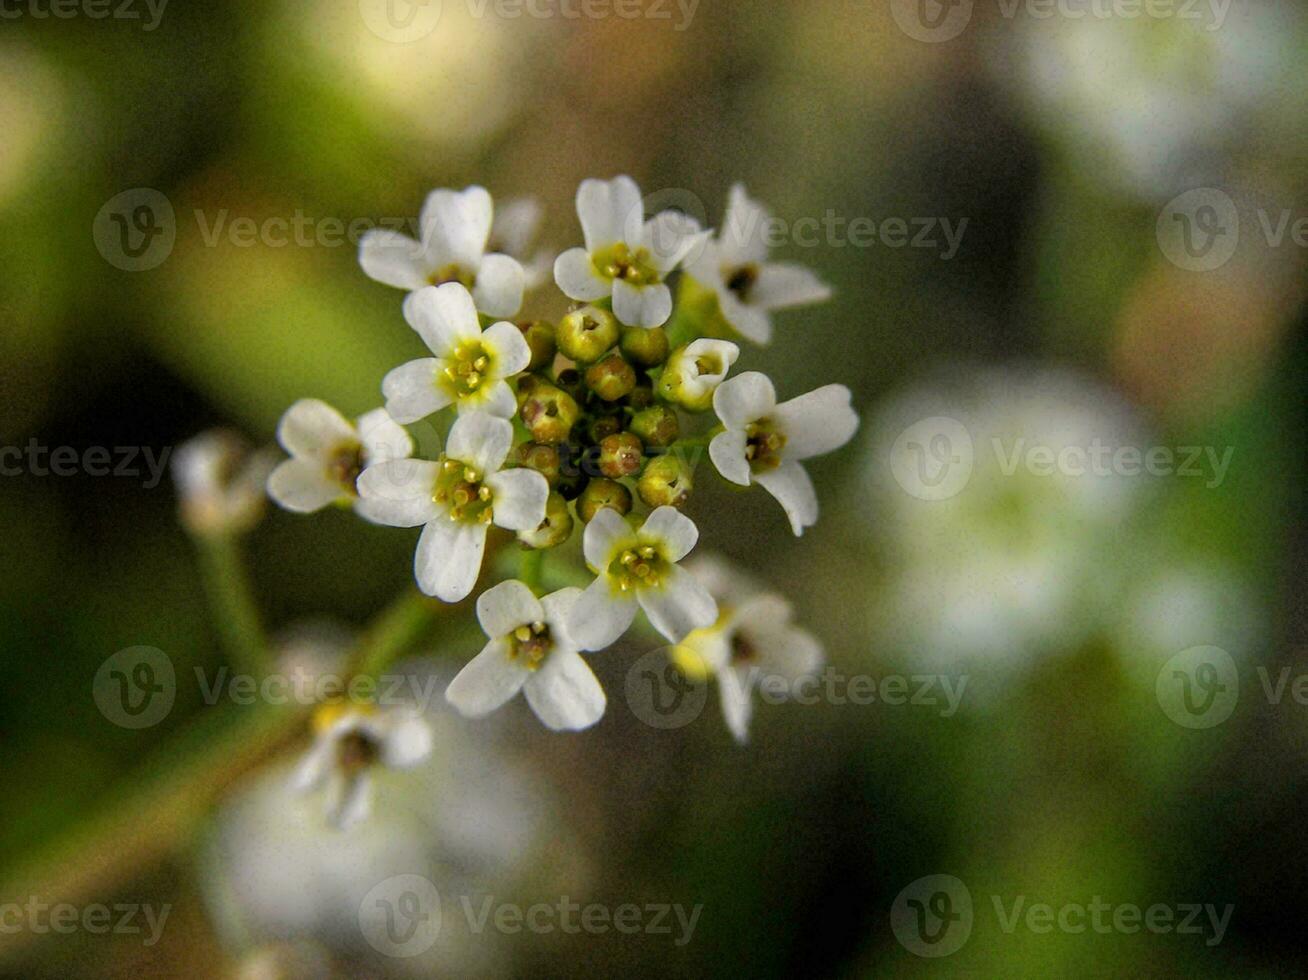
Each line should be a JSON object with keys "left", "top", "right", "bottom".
{"left": 598, "top": 432, "right": 644, "bottom": 479}
{"left": 520, "top": 383, "right": 580, "bottom": 444}
{"left": 655, "top": 339, "right": 740, "bottom": 412}
{"left": 515, "top": 373, "right": 543, "bottom": 409}
{"left": 174, "top": 430, "right": 277, "bottom": 536}
{"left": 514, "top": 442, "right": 561, "bottom": 486}
{"left": 516, "top": 320, "right": 557, "bottom": 372}
{"left": 628, "top": 405, "right": 680, "bottom": 448}
{"left": 620, "top": 324, "right": 670, "bottom": 367}
{"left": 626, "top": 384, "right": 655, "bottom": 410}
{"left": 517, "top": 492, "right": 574, "bottom": 549}
{"left": 577, "top": 478, "right": 632, "bottom": 523}
{"left": 557, "top": 305, "right": 619, "bottom": 363}
{"left": 637, "top": 453, "right": 693, "bottom": 509}
{"left": 587, "top": 413, "right": 624, "bottom": 444}
{"left": 585, "top": 352, "right": 637, "bottom": 402}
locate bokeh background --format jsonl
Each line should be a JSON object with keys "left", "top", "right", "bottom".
{"left": 1, "top": 0, "right": 1306, "bottom": 976}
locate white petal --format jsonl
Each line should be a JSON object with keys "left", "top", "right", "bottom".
{"left": 674, "top": 338, "right": 739, "bottom": 400}
{"left": 415, "top": 518, "right": 488, "bottom": 602}
{"left": 582, "top": 507, "right": 631, "bottom": 570}
{"left": 489, "top": 196, "right": 542, "bottom": 258}
{"left": 420, "top": 186, "right": 492, "bottom": 270}
{"left": 643, "top": 211, "right": 709, "bottom": 274}
{"left": 576, "top": 175, "right": 642, "bottom": 252}
{"left": 277, "top": 399, "right": 355, "bottom": 459}
{"left": 774, "top": 385, "right": 859, "bottom": 460}
{"left": 525, "top": 650, "right": 606, "bottom": 731}
{"left": 638, "top": 565, "right": 718, "bottom": 644}
{"left": 472, "top": 253, "right": 525, "bottom": 318}
{"left": 757, "top": 626, "right": 824, "bottom": 685}
{"left": 357, "top": 408, "right": 413, "bottom": 465}
{"left": 540, "top": 587, "right": 583, "bottom": 649}
{"left": 719, "top": 183, "right": 772, "bottom": 268}
{"left": 712, "top": 371, "right": 776, "bottom": 429}
{"left": 403, "top": 283, "right": 481, "bottom": 356}
{"left": 708, "top": 430, "right": 751, "bottom": 487}
{"left": 445, "top": 638, "right": 530, "bottom": 717}
{"left": 751, "top": 262, "right": 832, "bottom": 310}
{"left": 382, "top": 358, "right": 450, "bottom": 424}
{"left": 487, "top": 468, "right": 549, "bottom": 532}
{"left": 446, "top": 411, "right": 513, "bottom": 474}
{"left": 467, "top": 380, "right": 517, "bottom": 419}
{"left": 639, "top": 506, "right": 699, "bottom": 562}
{"left": 328, "top": 773, "right": 372, "bottom": 830}
{"left": 569, "top": 577, "right": 637, "bottom": 652}
{"left": 356, "top": 460, "right": 441, "bottom": 527}
{"left": 718, "top": 670, "right": 754, "bottom": 744}
{"left": 267, "top": 459, "right": 342, "bottom": 513}
{"left": 717, "top": 290, "right": 773, "bottom": 345}
{"left": 612, "top": 279, "right": 672, "bottom": 328}
{"left": 358, "top": 228, "right": 430, "bottom": 290}
{"left": 554, "top": 247, "right": 611, "bottom": 302}
{"left": 481, "top": 319, "right": 532, "bottom": 379}
{"left": 290, "top": 740, "right": 333, "bottom": 793}
{"left": 380, "top": 714, "right": 433, "bottom": 769}
{"left": 477, "top": 579, "right": 544, "bottom": 638}
{"left": 754, "top": 461, "right": 819, "bottom": 536}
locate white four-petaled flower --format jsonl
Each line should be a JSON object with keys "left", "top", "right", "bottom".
{"left": 291, "top": 702, "right": 433, "bottom": 830}
{"left": 267, "top": 399, "right": 413, "bottom": 523}
{"left": 446, "top": 580, "right": 605, "bottom": 731}
{"left": 357, "top": 412, "right": 549, "bottom": 602}
{"left": 710, "top": 372, "right": 859, "bottom": 536}
{"left": 383, "top": 283, "right": 532, "bottom": 423}
{"left": 685, "top": 184, "right": 832, "bottom": 345}
{"left": 569, "top": 506, "right": 717, "bottom": 651}
{"left": 358, "top": 185, "right": 526, "bottom": 318}
{"left": 554, "top": 175, "right": 708, "bottom": 329}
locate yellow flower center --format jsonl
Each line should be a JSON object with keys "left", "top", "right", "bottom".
{"left": 442, "top": 341, "right": 493, "bottom": 399}
{"left": 609, "top": 542, "right": 668, "bottom": 592}
{"left": 593, "top": 242, "right": 660, "bottom": 287}
{"left": 433, "top": 459, "right": 495, "bottom": 524}
{"left": 326, "top": 440, "right": 364, "bottom": 497}
{"left": 509, "top": 621, "right": 552, "bottom": 671}
{"left": 745, "top": 418, "right": 787, "bottom": 474}
{"left": 428, "top": 263, "right": 476, "bottom": 289}
{"left": 724, "top": 263, "right": 759, "bottom": 303}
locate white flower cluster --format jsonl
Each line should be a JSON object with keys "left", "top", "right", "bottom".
{"left": 266, "top": 176, "right": 858, "bottom": 750}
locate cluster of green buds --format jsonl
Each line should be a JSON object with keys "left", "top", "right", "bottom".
{"left": 510, "top": 303, "right": 737, "bottom": 549}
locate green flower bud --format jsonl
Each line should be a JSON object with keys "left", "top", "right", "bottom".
{"left": 626, "top": 384, "right": 655, "bottom": 410}
{"left": 515, "top": 373, "right": 543, "bottom": 410}
{"left": 620, "top": 324, "right": 670, "bottom": 367}
{"left": 577, "top": 478, "right": 633, "bottom": 523}
{"left": 655, "top": 339, "right": 739, "bottom": 413}
{"left": 517, "top": 492, "right": 574, "bottom": 549}
{"left": 598, "top": 432, "right": 644, "bottom": 479}
{"left": 557, "top": 305, "right": 619, "bottom": 363}
{"left": 520, "top": 383, "right": 580, "bottom": 444}
{"left": 637, "top": 453, "right": 693, "bottom": 509}
{"left": 585, "top": 352, "right": 637, "bottom": 402}
{"left": 587, "top": 413, "right": 624, "bottom": 444}
{"left": 514, "top": 442, "right": 561, "bottom": 486}
{"left": 628, "top": 405, "right": 680, "bottom": 448}
{"left": 516, "top": 320, "right": 557, "bottom": 372}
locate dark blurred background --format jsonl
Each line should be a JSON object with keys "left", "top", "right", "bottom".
{"left": 1, "top": 0, "right": 1305, "bottom": 976}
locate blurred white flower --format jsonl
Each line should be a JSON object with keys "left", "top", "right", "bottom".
{"left": 488, "top": 196, "right": 551, "bottom": 290}
{"left": 174, "top": 430, "right": 277, "bottom": 536}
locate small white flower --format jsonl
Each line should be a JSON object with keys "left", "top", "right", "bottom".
{"left": 569, "top": 507, "right": 717, "bottom": 651}
{"left": 675, "top": 563, "right": 823, "bottom": 744}
{"left": 267, "top": 399, "right": 413, "bottom": 522}
{"left": 173, "top": 430, "right": 277, "bottom": 535}
{"left": 686, "top": 184, "right": 832, "bottom": 344}
{"left": 382, "top": 283, "right": 532, "bottom": 422}
{"left": 292, "top": 702, "right": 433, "bottom": 830}
{"left": 554, "top": 175, "right": 708, "bottom": 328}
{"left": 710, "top": 372, "right": 859, "bottom": 536}
{"left": 357, "top": 412, "right": 548, "bottom": 603}
{"left": 488, "top": 196, "right": 551, "bottom": 290}
{"left": 446, "top": 580, "right": 605, "bottom": 731}
{"left": 358, "top": 185, "right": 526, "bottom": 318}
{"left": 655, "top": 338, "right": 740, "bottom": 412}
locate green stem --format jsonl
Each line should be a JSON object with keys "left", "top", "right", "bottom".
{"left": 350, "top": 589, "right": 440, "bottom": 680}
{"left": 195, "top": 532, "right": 270, "bottom": 677}
{"left": 520, "top": 548, "right": 545, "bottom": 591}
{"left": 670, "top": 427, "right": 723, "bottom": 453}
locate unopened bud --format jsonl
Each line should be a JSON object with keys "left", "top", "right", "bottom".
{"left": 517, "top": 492, "right": 574, "bottom": 549}
{"left": 585, "top": 352, "right": 637, "bottom": 402}
{"left": 620, "top": 324, "right": 670, "bottom": 367}
{"left": 628, "top": 405, "right": 680, "bottom": 448}
{"left": 578, "top": 478, "right": 632, "bottom": 523}
{"left": 598, "top": 432, "right": 644, "bottom": 479}
{"left": 514, "top": 443, "right": 561, "bottom": 486}
{"left": 557, "top": 305, "right": 619, "bottom": 363}
{"left": 520, "top": 383, "right": 580, "bottom": 444}
{"left": 516, "top": 320, "right": 557, "bottom": 372}
{"left": 638, "top": 453, "right": 693, "bottom": 509}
